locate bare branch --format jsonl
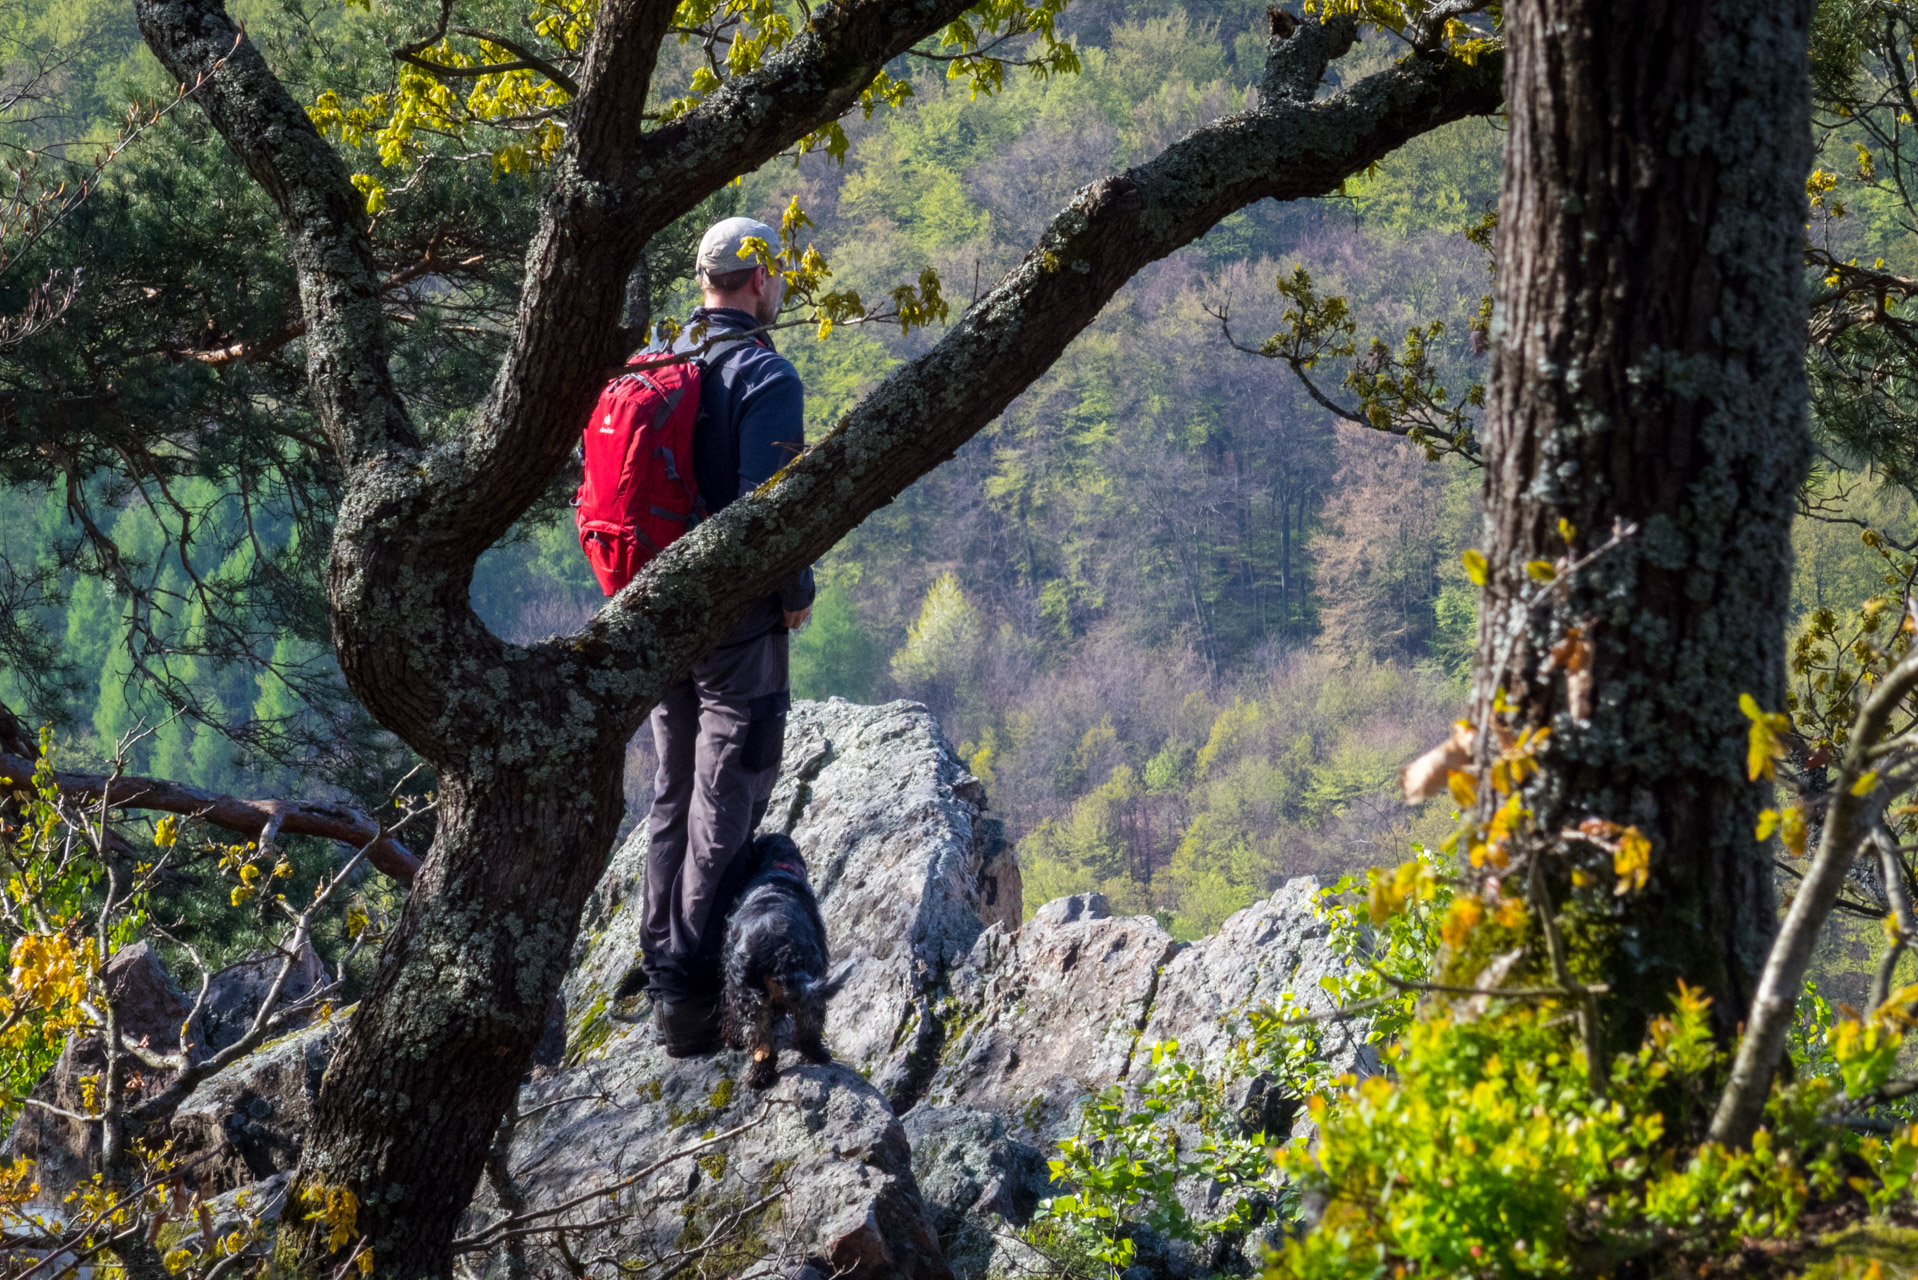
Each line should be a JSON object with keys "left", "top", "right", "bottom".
{"left": 1712, "top": 631, "right": 1918, "bottom": 1146}
{"left": 0, "top": 751, "right": 421, "bottom": 883}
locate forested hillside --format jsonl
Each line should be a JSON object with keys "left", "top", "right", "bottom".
{"left": 2, "top": 0, "right": 1905, "bottom": 941}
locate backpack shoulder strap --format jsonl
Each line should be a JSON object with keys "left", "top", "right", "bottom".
{"left": 691, "top": 328, "right": 767, "bottom": 376}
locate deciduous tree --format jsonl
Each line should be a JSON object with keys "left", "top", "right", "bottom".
{"left": 1468, "top": 0, "right": 1811, "bottom": 1049}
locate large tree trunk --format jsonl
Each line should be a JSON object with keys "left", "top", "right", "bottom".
{"left": 1476, "top": 0, "right": 1812, "bottom": 1047}
{"left": 283, "top": 746, "right": 627, "bottom": 1273}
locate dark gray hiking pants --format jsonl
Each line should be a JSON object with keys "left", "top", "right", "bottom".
{"left": 640, "top": 626, "right": 789, "bottom": 1001}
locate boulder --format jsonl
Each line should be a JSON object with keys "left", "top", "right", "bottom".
{"left": 165, "top": 1017, "right": 339, "bottom": 1188}
{"left": 195, "top": 940, "right": 327, "bottom": 1053}
{"left": 104, "top": 941, "right": 195, "bottom": 1053}
{"left": 1142, "top": 877, "right": 1380, "bottom": 1083}
{"left": 570, "top": 698, "right": 1019, "bottom": 1109}
{"left": 900, "top": 1105, "right": 1048, "bottom": 1280}
{"left": 476, "top": 1015, "right": 952, "bottom": 1280}
{"left": 922, "top": 894, "right": 1178, "bottom": 1143}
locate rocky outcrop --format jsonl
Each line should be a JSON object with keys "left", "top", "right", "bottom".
{"left": 906, "top": 882, "right": 1376, "bottom": 1277}
{"left": 922, "top": 894, "right": 1177, "bottom": 1140}
{"left": 570, "top": 698, "right": 1020, "bottom": 1109}
{"left": 7, "top": 698, "right": 1376, "bottom": 1280}
{"left": 1144, "top": 877, "right": 1379, "bottom": 1082}
{"left": 481, "top": 1018, "right": 951, "bottom": 1280}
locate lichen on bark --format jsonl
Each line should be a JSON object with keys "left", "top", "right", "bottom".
{"left": 1472, "top": 0, "right": 1813, "bottom": 1049}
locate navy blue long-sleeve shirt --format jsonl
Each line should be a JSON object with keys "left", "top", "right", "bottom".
{"left": 670, "top": 307, "right": 814, "bottom": 627}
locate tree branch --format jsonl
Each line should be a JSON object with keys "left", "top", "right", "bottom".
{"left": 0, "top": 751, "right": 420, "bottom": 883}
{"left": 454, "top": 0, "right": 990, "bottom": 561}
{"left": 1711, "top": 636, "right": 1918, "bottom": 1147}
{"left": 577, "top": 37, "right": 1507, "bottom": 728}
{"left": 133, "top": 0, "right": 417, "bottom": 466}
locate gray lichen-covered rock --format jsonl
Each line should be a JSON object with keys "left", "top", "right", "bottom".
{"left": 923, "top": 893, "right": 1178, "bottom": 1142}
{"left": 908, "top": 882, "right": 1375, "bottom": 1279}
{"left": 570, "top": 698, "right": 1019, "bottom": 1109}
{"left": 475, "top": 1014, "right": 953, "bottom": 1280}
{"left": 900, "top": 1105, "right": 1049, "bottom": 1280}
{"left": 1142, "top": 877, "right": 1379, "bottom": 1082}
{"left": 195, "top": 941, "right": 327, "bottom": 1053}
{"left": 773, "top": 700, "right": 1019, "bottom": 1105}
{"left": 165, "top": 1017, "right": 340, "bottom": 1188}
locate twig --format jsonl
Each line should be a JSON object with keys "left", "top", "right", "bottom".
{"left": 1378, "top": 971, "right": 1610, "bottom": 1000}
{"left": 452, "top": 1103, "right": 779, "bottom": 1251}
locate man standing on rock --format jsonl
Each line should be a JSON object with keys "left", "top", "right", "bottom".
{"left": 641, "top": 216, "right": 813, "bottom": 1055}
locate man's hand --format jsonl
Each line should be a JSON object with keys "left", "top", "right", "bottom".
{"left": 783, "top": 607, "right": 812, "bottom": 631}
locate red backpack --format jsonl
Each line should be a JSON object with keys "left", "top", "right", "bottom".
{"left": 575, "top": 357, "right": 703, "bottom": 595}
{"left": 575, "top": 338, "right": 742, "bottom": 595}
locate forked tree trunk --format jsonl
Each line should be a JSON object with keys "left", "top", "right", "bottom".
{"left": 1476, "top": 0, "right": 1812, "bottom": 1048}
{"left": 283, "top": 743, "right": 629, "bottom": 1273}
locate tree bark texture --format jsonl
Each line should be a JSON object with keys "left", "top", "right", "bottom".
{"left": 1476, "top": 0, "right": 1811, "bottom": 1047}
{"left": 130, "top": 0, "right": 1504, "bottom": 1269}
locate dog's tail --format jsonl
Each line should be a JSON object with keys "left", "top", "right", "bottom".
{"left": 806, "top": 957, "right": 858, "bottom": 1001}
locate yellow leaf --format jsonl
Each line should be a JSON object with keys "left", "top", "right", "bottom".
{"left": 153, "top": 815, "right": 179, "bottom": 848}
{"left": 1558, "top": 518, "right": 1577, "bottom": 545}
{"left": 1756, "top": 809, "right": 1781, "bottom": 841}
{"left": 1741, "top": 693, "right": 1789, "bottom": 781}
{"left": 1853, "top": 770, "right": 1881, "bottom": 796}
{"left": 1367, "top": 872, "right": 1408, "bottom": 925}
{"left": 1525, "top": 559, "right": 1557, "bottom": 583}
{"left": 1780, "top": 804, "right": 1809, "bottom": 858}
{"left": 1461, "top": 548, "right": 1488, "bottom": 587}
{"left": 1439, "top": 896, "right": 1484, "bottom": 949}
{"left": 1446, "top": 769, "right": 1477, "bottom": 807}
{"left": 1613, "top": 827, "right": 1651, "bottom": 896}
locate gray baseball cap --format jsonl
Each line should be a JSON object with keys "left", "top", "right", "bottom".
{"left": 696, "top": 216, "right": 779, "bottom": 279}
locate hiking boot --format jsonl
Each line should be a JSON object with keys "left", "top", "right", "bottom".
{"left": 654, "top": 995, "right": 723, "bottom": 1057}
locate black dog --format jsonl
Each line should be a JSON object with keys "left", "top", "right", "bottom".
{"left": 722, "top": 833, "right": 834, "bottom": 1089}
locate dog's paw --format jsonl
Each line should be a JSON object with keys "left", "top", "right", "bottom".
{"left": 795, "top": 1035, "right": 832, "bottom": 1066}
{"left": 746, "top": 1056, "right": 779, "bottom": 1090}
